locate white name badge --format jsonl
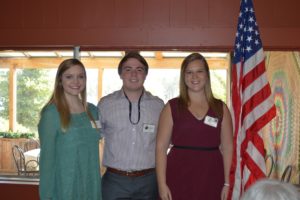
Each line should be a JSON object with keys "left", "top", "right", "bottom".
{"left": 91, "top": 120, "right": 102, "bottom": 128}
{"left": 143, "top": 124, "right": 155, "bottom": 133}
{"left": 204, "top": 116, "right": 218, "bottom": 128}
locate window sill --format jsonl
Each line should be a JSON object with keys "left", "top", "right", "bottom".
{"left": 0, "top": 175, "right": 39, "bottom": 185}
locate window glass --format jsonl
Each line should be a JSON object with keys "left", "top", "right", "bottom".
{"left": 102, "top": 68, "right": 227, "bottom": 103}
{"left": 0, "top": 68, "right": 9, "bottom": 132}
{"left": 0, "top": 51, "right": 229, "bottom": 178}
{"left": 210, "top": 69, "right": 227, "bottom": 102}
{"left": 102, "top": 68, "right": 180, "bottom": 103}
{"left": 145, "top": 69, "right": 180, "bottom": 103}
{"left": 14, "top": 68, "right": 99, "bottom": 133}
{"left": 102, "top": 69, "right": 122, "bottom": 96}
{"left": 86, "top": 69, "right": 99, "bottom": 105}
{"left": 16, "top": 69, "right": 55, "bottom": 134}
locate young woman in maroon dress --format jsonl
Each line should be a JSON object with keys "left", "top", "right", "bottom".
{"left": 156, "top": 53, "right": 233, "bottom": 200}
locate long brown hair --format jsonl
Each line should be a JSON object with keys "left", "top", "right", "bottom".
{"left": 41, "top": 58, "right": 95, "bottom": 130}
{"left": 178, "top": 53, "right": 223, "bottom": 118}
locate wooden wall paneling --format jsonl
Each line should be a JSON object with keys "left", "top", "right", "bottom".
{"left": 0, "top": 0, "right": 300, "bottom": 49}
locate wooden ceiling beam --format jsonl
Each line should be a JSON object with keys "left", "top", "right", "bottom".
{"left": 0, "top": 57, "right": 228, "bottom": 69}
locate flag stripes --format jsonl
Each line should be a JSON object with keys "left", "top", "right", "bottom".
{"left": 229, "top": 0, "right": 276, "bottom": 199}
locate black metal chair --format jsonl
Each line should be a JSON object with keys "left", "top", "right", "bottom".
{"left": 24, "top": 139, "right": 40, "bottom": 152}
{"left": 281, "top": 165, "right": 293, "bottom": 183}
{"left": 265, "top": 154, "right": 274, "bottom": 177}
{"left": 12, "top": 145, "right": 39, "bottom": 177}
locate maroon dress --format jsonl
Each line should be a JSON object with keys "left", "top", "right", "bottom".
{"left": 166, "top": 98, "right": 224, "bottom": 200}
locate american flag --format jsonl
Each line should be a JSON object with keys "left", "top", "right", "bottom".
{"left": 228, "top": 0, "right": 276, "bottom": 199}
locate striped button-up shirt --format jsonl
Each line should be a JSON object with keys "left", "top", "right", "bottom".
{"left": 98, "top": 89, "right": 164, "bottom": 171}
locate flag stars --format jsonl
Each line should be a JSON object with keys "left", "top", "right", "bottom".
{"left": 246, "top": 46, "right": 252, "bottom": 52}
{"left": 234, "top": 0, "right": 262, "bottom": 62}
{"left": 248, "top": 26, "right": 254, "bottom": 33}
{"left": 249, "top": 17, "right": 254, "bottom": 23}
{"left": 246, "top": 36, "right": 252, "bottom": 42}
{"left": 239, "top": 23, "right": 244, "bottom": 29}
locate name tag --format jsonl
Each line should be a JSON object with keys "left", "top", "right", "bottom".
{"left": 143, "top": 124, "right": 155, "bottom": 133}
{"left": 204, "top": 116, "right": 218, "bottom": 128}
{"left": 91, "top": 120, "right": 102, "bottom": 128}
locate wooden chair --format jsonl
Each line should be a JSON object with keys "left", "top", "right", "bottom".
{"left": 12, "top": 145, "right": 39, "bottom": 177}
{"left": 281, "top": 165, "right": 293, "bottom": 183}
{"left": 265, "top": 154, "right": 274, "bottom": 177}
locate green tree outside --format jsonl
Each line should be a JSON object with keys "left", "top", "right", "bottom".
{"left": 0, "top": 70, "right": 9, "bottom": 121}
{"left": 0, "top": 69, "right": 53, "bottom": 134}
{"left": 16, "top": 69, "right": 53, "bottom": 133}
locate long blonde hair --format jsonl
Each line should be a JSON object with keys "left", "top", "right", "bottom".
{"left": 178, "top": 53, "right": 223, "bottom": 118}
{"left": 41, "top": 58, "right": 95, "bottom": 130}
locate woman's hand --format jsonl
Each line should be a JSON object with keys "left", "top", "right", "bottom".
{"left": 221, "top": 185, "right": 229, "bottom": 200}
{"left": 159, "top": 183, "right": 172, "bottom": 200}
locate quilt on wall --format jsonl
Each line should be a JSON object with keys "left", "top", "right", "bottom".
{"left": 262, "top": 52, "right": 300, "bottom": 183}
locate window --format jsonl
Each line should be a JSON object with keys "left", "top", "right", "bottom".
{"left": 102, "top": 68, "right": 181, "bottom": 103}
{"left": 86, "top": 69, "right": 99, "bottom": 105}
{"left": 0, "top": 68, "right": 9, "bottom": 131}
{"left": 16, "top": 69, "right": 55, "bottom": 134}
{"left": 102, "top": 68, "right": 227, "bottom": 103}
{"left": 0, "top": 50, "right": 230, "bottom": 177}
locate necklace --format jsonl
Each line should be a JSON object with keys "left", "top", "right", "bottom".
{"left": 123, "top": 90, "right": 144, "bottom": 125}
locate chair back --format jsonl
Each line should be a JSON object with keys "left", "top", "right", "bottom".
{"left": 12, "top": 145, "right": 39, "bottom": 177}
{"left": 24, "top": 139, "right": 40, "bottom": 152}
{"left": 281, "top": 165, "right": 293, "bottom": 182}
{"left": 12, "top": 145, "right": 26, "bottom": 176}
{"left": 265, "top": 154, "right": 274, "bottom": 177}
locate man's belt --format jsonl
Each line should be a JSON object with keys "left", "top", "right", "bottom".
{"left": 106, "top": 167, "right": 155, "bottom": 177}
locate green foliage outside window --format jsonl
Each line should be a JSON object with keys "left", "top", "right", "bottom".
{"left": 0, "top": 131, "right": 35, "bottom": 139}
{"left": 210, "top": 69, "right": 227, "bottom": 102}
{"left": 0, "top": 69, "right": 53, "bottom": 134}
{"left": 0, "top": 70, "right": 8, "bottom": 119}
{"left": 16, "top": 69, "right": 52, "bottom": 133}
